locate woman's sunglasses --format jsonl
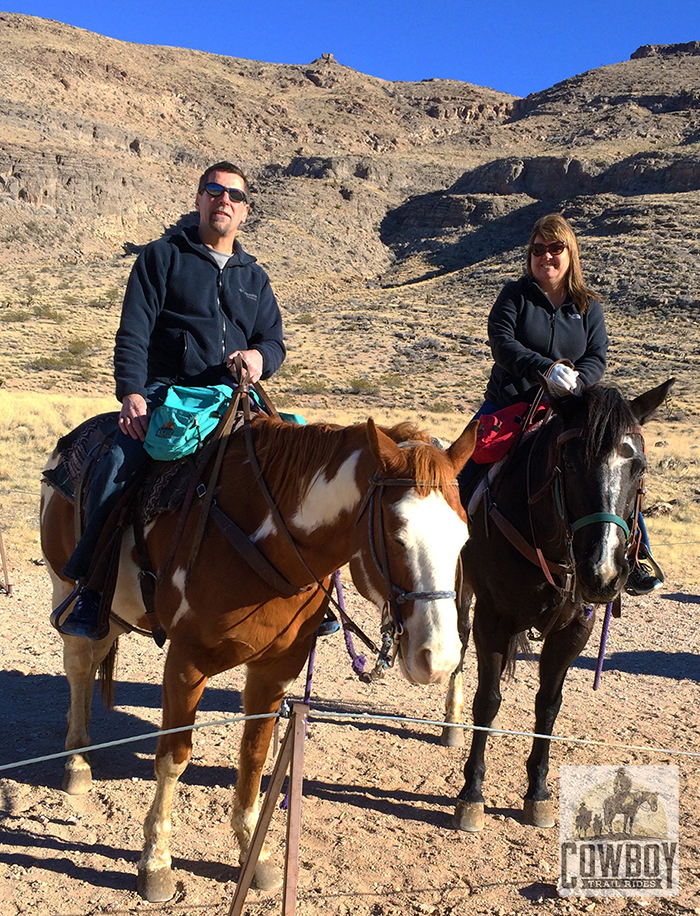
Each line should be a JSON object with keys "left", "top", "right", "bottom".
{"left": 203, "top": 182, "right": 248, "bottom": 203}
{"left": 530, "top": 241, "right": 566, "bottom": 257}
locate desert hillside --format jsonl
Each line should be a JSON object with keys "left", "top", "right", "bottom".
{"left": 0, "top": 14, "right": 699, "bottom": 580}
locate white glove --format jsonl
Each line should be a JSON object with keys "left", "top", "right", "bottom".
{"left": 549, "top": 363, "right": 579, "bottom": 393}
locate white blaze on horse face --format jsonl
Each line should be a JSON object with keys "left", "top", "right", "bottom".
{"left": 393, "top": 490, "right": 467, "bottom": 684}
{"left": 290, "top": 452, "right": 362, "bottom": 534}
{"left": 595, "top": 434, "right": 639, "bottom": 582}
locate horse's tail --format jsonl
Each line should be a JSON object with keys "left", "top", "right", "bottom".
{"left": 503, "top": 631, "right": 533, "bottom": 681}
{"left": 98, "top": 638, "right": 119, "bottom": 710}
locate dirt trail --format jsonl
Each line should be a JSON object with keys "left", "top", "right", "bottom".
{"left": 1, "top": 562, "right": 699, "bottom": 916}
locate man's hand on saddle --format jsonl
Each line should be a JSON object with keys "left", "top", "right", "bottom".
{"left": 227, "top": 348, "right": 263, "bottom": 384}
{"left": 119, "top": 393, "right": 150, "bottom": 441}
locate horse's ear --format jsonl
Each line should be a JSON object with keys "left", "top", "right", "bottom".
{"left": 629, "top": 378, "right": 675, "bottom": 425}
{"left": 446, "top": 419, "right": 478, "bottom": 473}
{"left": 366, "top": 417, "right": 403, "bottom": 475}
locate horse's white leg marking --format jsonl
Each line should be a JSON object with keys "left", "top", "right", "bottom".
{"left": 291, "top": 452, "right": 362, "bottom": 533}
{"left": 138, "top": 752, "right": 188, "bottom": 875}
{"left": 395, "top": 491, "right": 467, "bottom": 683}
{"left": 444, "top": 669, "right": 464, "bottom": 724}
{"left": 231, "top": 795, "right": 274, "bottom": 863}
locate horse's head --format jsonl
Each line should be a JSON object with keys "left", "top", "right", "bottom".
{"left": 541, "top": 377, "right": 674, "bottom": 604}
{"left": 349, "top": 418, "right": 477, "bottom": 685}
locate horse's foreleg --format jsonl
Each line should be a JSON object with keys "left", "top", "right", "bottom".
{"left": 61, "top": 627, "right": 118, "bottom": 795}
{"left": 441, "top": 584, "right": 471, "bottom": 748}
{"left": 137, "top": 644, "right": 208, "bottom": 903}
{"left": 454, "top": 607, "right": 506, "bottom": 832}
{"left": 231, "top": 645, "right": 312, "bottom": 892}
{"left": 441, "top": 667, "right": 465, "bottom": 747}
{"left": 523, "top": 611, "right": 595, "bottom": 828}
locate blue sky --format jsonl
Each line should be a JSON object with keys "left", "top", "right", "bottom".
{"left": 6, "top": 0, "right": 700, "bottom": 97}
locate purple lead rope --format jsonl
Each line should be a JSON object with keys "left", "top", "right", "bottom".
{"left": 334, "top": 569, "right": 368, "bottom": 679}
{"left": 593, "top": 601, "right": 613, "bottom": 690}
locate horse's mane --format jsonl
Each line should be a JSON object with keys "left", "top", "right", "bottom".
{"left": 386, "top": 423, "right": 460, "bottom": 498}
{"left": 577, "top": 385, "right": 638, "bottom": 467}
{"left": 242, "top": 418, "right": 453, "bottom": 500}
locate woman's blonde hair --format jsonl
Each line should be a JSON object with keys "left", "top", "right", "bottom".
{"left": 526, "top": 213, "right": 598, "bottom": 312}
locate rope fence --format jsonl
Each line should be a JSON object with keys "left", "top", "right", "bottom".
{"left": 2, "top": 706, "right": 699, "bottom": 776}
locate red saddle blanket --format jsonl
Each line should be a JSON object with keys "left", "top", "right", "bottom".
{"left": 472, "top": 401, "right": 548, "bottom": 465}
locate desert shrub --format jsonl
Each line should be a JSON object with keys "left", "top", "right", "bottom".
{"left": 428, "top": 399, "right": 453, "bottom": 413}
{"left": 296, "top": 375, "right": 327, "bottom": 394}
{"left": 348, "top": 377, "right": 378, "bottom": 395}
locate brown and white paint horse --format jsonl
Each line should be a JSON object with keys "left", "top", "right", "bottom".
{"left": 41, "top": 416, "right": 476, "bottom": 901}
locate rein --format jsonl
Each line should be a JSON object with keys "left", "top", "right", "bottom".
{"left": 162, "top": 382, "right": 457, "bottom": 670}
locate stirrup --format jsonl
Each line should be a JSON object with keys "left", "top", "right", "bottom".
{"left": 50, "top": 581, "right": 82, "bottom": 632}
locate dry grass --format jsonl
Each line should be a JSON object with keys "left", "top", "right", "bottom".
{"left": 0, "top": 390, "right": 118, "bottom": 559}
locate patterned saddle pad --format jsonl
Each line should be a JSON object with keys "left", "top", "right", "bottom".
{"left": 43, "top": 412, "right": 196, "bottom": 525}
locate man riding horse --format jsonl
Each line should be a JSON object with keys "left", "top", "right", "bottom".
{"left": 55, "top": 160, "right": 286, "bottom": 640}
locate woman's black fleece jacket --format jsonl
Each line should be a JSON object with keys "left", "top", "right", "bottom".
{"left": 484, "top": 276, "right": 609, "bottom": 408}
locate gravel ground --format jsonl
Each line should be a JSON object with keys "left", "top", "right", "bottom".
{"left": 1, "top": 561, "right": 699, "bottom": 916}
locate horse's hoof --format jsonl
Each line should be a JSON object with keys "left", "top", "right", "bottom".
{"left": 251, "top": 858, "right": 283, "bottom": 892}
{"left": 440, "top": 726, "right": 464, "bottom": 748}
{"left": 523, "top": 798, "right": 555, "bottom": 828}
{"left": 136, "top": 866, "right": 176, "bottom": 902}
{"left": 62, "top": 765, "right": 92, "bottom": 796}
{"left": 452, "top": 800, "right": 485, "bottom": 832}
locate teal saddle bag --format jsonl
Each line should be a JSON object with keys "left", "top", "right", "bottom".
{"left": 143, "top": 383, "right": 306, "bottom": 461}
{"left": 143, "top": 383, "right": 233, "bottom": 461}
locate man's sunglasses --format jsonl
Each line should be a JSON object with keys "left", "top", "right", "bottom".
{"left": 530, "top": 241, "right": 566, "bottom": 257}
{"left": 203, "top": 182, "right": 248, "bottom": 203}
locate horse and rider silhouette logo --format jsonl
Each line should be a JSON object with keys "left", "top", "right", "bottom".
{"left": 572, "top": 767, "right": 663, "bottom": 839}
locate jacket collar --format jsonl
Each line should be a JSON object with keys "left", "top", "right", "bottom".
{"left": 180, "top": 225, "right": 256, "bottom": 266}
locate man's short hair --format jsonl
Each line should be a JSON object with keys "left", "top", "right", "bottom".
{"left": 198, "top": 161, "right": 248, "bottom": 193}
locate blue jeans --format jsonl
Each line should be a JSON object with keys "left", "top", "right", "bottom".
{"left": 62, "top": 384, "right": 167, "bottom": 581}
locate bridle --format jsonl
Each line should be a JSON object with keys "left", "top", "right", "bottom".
{"left": 488, "top": 416, "right": 646, "bottom": 621}
{"left": 355, "top": 471, "right": 459, "bottom": 667}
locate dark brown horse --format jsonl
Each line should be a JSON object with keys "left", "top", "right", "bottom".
{"left": 443, "top": 379, "right": 673, "bottom": 833}
{"left": 41, "top": 415, "right": 476, "bottom": 901}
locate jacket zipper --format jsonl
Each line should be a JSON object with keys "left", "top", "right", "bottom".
{"left": 218, "top": 269, "right": 226, "bottom": 362}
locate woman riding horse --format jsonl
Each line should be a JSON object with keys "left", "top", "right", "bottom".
{"left": 459, "top": 213, "right": 663, "bottom": 594}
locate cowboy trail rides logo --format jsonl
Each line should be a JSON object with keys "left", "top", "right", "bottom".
{"left": 559, "top": 765, "right": 679, "bottom": 897}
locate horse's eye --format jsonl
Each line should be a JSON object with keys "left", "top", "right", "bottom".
{"left": 620, "top": 442, "right": 636, "bottom": 459}
{"left": 392, "top": 534, "right": 407, "bottom": 548}
{"left": 633, "top": 458, "right": 647, "bottom": 479}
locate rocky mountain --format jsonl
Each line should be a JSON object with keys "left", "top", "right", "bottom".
{"left": 0, "top": 13, "right": 699, "bottom": 418}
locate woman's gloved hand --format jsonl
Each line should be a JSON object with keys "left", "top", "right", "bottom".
{"left": 549, "top": 362, "right": 580, "bottom": 393}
